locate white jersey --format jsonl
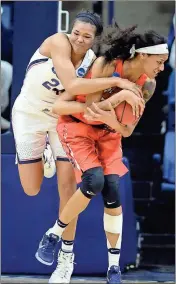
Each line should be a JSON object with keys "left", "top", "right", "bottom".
{"left": 19, "top": 44, "right": 95, "bottom": 110}
{"left": 12, "top": 39, "right": 95, "bottom": 162}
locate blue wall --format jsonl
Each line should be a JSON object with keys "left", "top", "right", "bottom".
{"left": 2, "top": 1, "right": 58, "bottom": 154}
{"left": 2, "top": 155, "right": 137, "bottom": 275}
{"left": 11, "top": 1, "right": 58, "bottom": 107}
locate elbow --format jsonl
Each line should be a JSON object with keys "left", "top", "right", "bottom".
{"left": 122, "top": 133, "right": 128, "bottom": 138}
{"left": 122, "top": 130, "right": 132, "bottom": 138}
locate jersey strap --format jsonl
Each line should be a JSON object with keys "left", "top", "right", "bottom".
{"left": 76, "top": 49, "right": 95, "bottom": 78}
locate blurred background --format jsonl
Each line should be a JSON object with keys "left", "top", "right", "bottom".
{"left": 1, "top": 1, "right": 175, "bottom": 283}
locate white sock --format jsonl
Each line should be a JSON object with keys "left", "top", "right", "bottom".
{"left": 61, "top": 239, "right": 74, "bottom": 253}
{"left": 107, "top": 235, "right": 122, "bottom": 269}
{"left": 106, "top": 213, "right": 123, "bottom": 269}
{"left": 46, "top": 219, "right": 68, "bottom": 238}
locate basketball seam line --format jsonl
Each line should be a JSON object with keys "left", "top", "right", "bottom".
{"left": 120, "top": 101, "right": 126, "bottom": 123}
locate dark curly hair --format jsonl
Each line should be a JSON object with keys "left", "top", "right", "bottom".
{"left": 101, "top": 22, "right": 167, "bottom": 62}
{"left": 72, "top": 10, "right": 103, "bottom": 36}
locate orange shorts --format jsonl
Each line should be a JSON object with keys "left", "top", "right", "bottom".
{"left": 57, "top": 116, "right": 128, "bottom": 183}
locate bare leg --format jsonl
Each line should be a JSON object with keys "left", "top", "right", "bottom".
{"left": 59, "top": 188, "right": 91, "bottom": 224}
{"left": 47, "top": 162, "right": 79, "bottom": 283}
{"left": 18, "top": 161, "right": 44, "bottom": 196}
{"left": 56, "top": 161, "right": 78, "bottom": 241}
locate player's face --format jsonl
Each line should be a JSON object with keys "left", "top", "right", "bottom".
{"left": 142, "top": 54, "right": 168, "bottom": 79}
{"left": 70, "top": 20, "right": 96, "bottom": 54}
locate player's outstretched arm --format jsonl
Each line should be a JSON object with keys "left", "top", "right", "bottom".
{"left": 52, "top": 88, "right": 145, "bottom": 117}
{"left": 48, "top": 34, "right": 130, "bottom": 96}
{"left": 52, "top": 91, "right": 86, "bottom": 115}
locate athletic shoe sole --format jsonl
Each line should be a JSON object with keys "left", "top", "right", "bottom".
{"left": 35, "top": 252, "right": 54, "bottom": 266}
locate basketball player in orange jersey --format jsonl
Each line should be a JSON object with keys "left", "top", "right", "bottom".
{"left": 36, "top": 24, "right": 168, "bottom": 283}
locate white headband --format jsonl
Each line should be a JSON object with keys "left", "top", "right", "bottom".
{"left": 130, "top": 43, "right": 168, "bottom": 58}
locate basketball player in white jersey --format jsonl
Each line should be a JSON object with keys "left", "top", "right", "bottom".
{"left": 12, "top": 10, "right": 143, "bottom": 283}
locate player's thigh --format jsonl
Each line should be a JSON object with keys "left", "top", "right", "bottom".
{"left": 12, "top": 100, "right": 47, "bottom": 194}
{"left": 49, "top": 128, "right": 76, "bottom": 196}
{"left": 98, "top": 132, "right": 122, "bottom": 164}
{"left": 98, "top": 131, "right": 126, "bottom": 175}
{"left": 57, "top": 121, "right": 101, "bottom": 173}
{"left": 48, "top": 126, "right": 68, "bottom": 162}
{"left": 18, "top": 161, "right": 44, "bottom": 195}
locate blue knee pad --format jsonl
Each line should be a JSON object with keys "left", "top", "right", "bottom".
{"left": 102, "top": 174, "right": 121, "bottom": 208}
{"left": 80, "top": 167, "right": 104, "bottom": 199}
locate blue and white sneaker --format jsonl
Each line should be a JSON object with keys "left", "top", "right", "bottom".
{"left": 35, "top": 233, "right": 60, "bottom": 265}
{"left": 107, "top": 265, "right": 122, "bottom": 284}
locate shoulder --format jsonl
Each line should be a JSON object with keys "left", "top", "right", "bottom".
{"left": 40, "top": 33, "right": 71, "bottom": 57}
{"left": 50, "top": 33, "right": 71, "bottom": 49}
{"left": 142, "top": 78, "right": 156, "bottom": 103}
{"left": 90, "top": 57, "right": 105, "bottom": 77}
{"left": 91, "top": 57, "right": 113, "bottom": 78}
{"left": 92, "top": 56, "right": 105, "bottom": 66}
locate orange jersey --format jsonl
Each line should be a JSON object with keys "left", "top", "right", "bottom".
{"left": 71, "top": 59, "right": 147, "bottom": 125}
{"left": 57, "top": 60, "right": 148, "bottom": 183}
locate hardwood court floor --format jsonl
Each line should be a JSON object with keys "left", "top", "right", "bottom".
{"left": 1, "top": 267, "right": 175, "bottom": 284}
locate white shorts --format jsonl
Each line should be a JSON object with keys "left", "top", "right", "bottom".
{"left": 12, "top": 94, "right": 68, "bottom": 164}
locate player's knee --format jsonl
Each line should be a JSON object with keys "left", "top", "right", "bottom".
{"left": 102, "top": 174, "right": 121, "bottom": 208}
{"left": 23, "top": 187, "right": 40, "bottom": 196}
{"left": 81, "top": 167, "right": 104, "bottom": 199}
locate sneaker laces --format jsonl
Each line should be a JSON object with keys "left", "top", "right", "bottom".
{"left": 42, "top": 235, "right": 58, "bottom": 253}
{"left": 108, "top": 265, "right": 121, "bottom": 282}
{"left": 52, "top": 251, "right": 74, "bottom": 279}
{"left": 111, "top": 265, "right": 120, "bottom": 273}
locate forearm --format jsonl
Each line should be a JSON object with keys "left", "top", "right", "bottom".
{"left": 108, "top": 119, "right": 132, "bottom": 137}
{"left": 86, "top": 91, "right": 102, "bottom": 107}
{"left": 67, "top": 77, "right": 122, "bottom": 96}
{"left": 96, "top": 91, "right": 126, "bottom": 110}
{"left": 110, "top": 116, "right": 139, "bottom": 137}
{"left": 52, "top": 100, "right": 86, "bottom": 115}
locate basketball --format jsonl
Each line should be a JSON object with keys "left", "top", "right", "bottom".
{"left": 104, "top": 87, "right": 139, "bottom": 126}
{"left": 115, "top": 101, "right": 138, "bottom": 126}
